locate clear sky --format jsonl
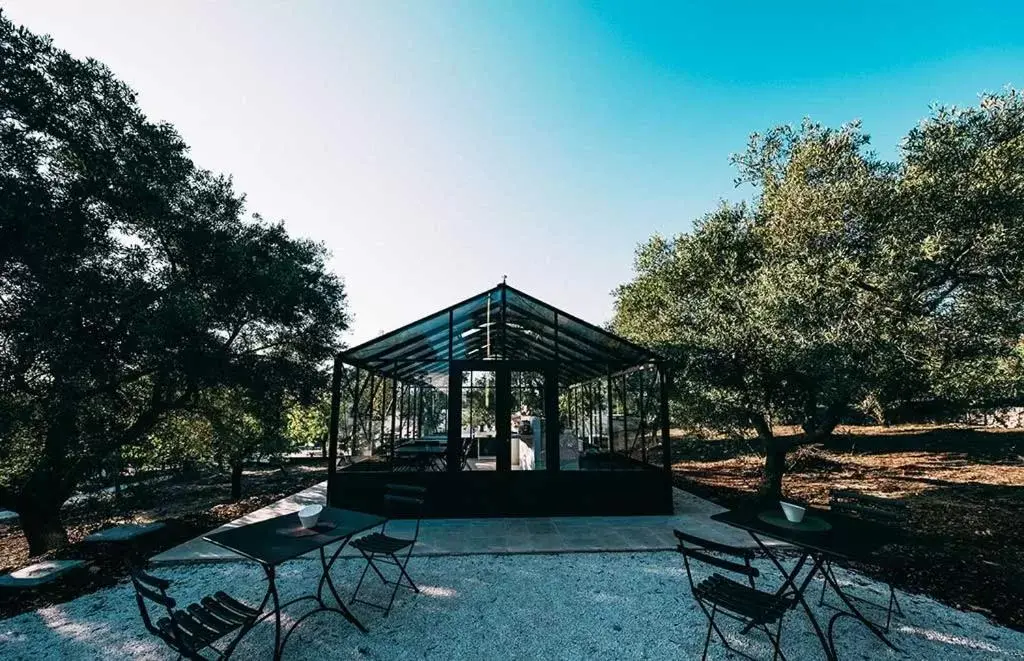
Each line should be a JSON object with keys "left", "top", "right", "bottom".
{"left": 4, "top": 1, "right": 1022, "bottom": 344}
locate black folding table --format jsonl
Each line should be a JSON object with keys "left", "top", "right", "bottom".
{"left": 204, "top": 506, "right": 385, "bottom": 660}
{"left": 711, "top": 507, "right": 900, "bottom": 661}
{"left": 394, "top": 444, "right": 448, "bottom": 470}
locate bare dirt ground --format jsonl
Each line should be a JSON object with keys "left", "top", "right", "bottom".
{"left": 0, "top": 462, "right": 328, "bottom": 620}
{"left": 670, "top": 424, "right": 1024, "bottom": 631}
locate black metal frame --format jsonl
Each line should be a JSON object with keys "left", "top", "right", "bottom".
{"left": 350, "top": 484, "right": 427, "bottom": 616}
{"left": 203, "top": 526, "right": 374, "bottom": 660}
{"left": 712, "top": 509, "right": 903, "bottom": 661}
{"left": 818, "top": 489, "right": 909, "bottom": 632}
{"left": 674, "top": 529, "right": 791, "bottom": 661}
{"left": 326, "top": 283, "right": 672, "bottom": 516}
{"left": 130, "top": 567, "right": 262, "bottom": 661}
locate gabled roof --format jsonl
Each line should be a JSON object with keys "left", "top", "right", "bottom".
{"left": 339, "top": 283, "right": 660, "bottom": 385}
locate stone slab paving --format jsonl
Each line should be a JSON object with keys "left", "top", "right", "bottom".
{"left": 0, "top": 560, "right": 87, "bottom": 588}
{"left": 84, "top": 522, "right": 167, "bottom": 543}
{"left": 151, "top": 483, "right": 775, "bottom": 565}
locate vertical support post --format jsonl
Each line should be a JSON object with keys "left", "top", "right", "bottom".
{"left": 379, "top": 375, "right": 387, "bottom": 452}
{"left": 351, "top": 367, "right": 361, "bottom": 457}
{"left": 468, "top": 372, "right": 474, "bottom": 435}
{"left": 589, "top": 381, "right": 596, "bottom": 444}
{"left": 575, "top": 384, "right": 580, "bottom": 439}
{"left": 570, "top": 384, "right": 576, "bottom": 438}
{"left": 659, "top": 363, "right": 672, "bottom": 472}
{"left": 416, "top": 386, "right": 424, "bottom": 439}
{"left": 606, "top": 370, "right": 614, "bottom": 454}
{"left": 327, "top": 356, "right": 343, "bottom": 506}
{"left": 620, "top": 373, "right": 629, "bottom": 456}
{"left": 364, "top": 372, "right": 372, "bottom": 456}
{"left": 544, "top": 368, "right": 559, "bottom": 470}
{"left": 638, "top": 368, "right": 647, "bottom": 464}
{"left": 495, "top": 366, "right": 512, "bottom": 471}
{"left": 447, "top": 365, "right": 462, "bottom": 471}
{"left": 390, "top": 377, "right": 398, "bottom": 463}
{"left": 397, "top": 381, "right": 406, "bottom": 441}
{"left": 500, "top": 285, "right": 507, "bottom": 358}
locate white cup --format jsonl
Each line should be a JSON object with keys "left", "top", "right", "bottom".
{"left": 779, "top": 501, "right": 806, "bottom": 523}
{"left": 298, "top": 504, "right": 323, "bottom": 528}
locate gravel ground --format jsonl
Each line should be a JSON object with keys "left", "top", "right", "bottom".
{"left": 1, "top": 551, "right": 1022, "bottom": 660}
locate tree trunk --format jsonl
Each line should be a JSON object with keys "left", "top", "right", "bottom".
{"left": 759, "top": 440, "right": 787, "bottom": 502}
{"left": 18, "top": 498, "right": 69, "bottom": 557}
{"left": 230, "top": 463, "right": 243, "bottom": 501}
{"left": 751, "top": 413, "right": 785, "bottom": 501}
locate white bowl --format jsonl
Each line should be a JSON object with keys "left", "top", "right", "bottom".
{"left": 779, "top": 501, "right": 806, "bottom": 523}
{"left": 298, "top": 504, "right": 323, "bottom": 528}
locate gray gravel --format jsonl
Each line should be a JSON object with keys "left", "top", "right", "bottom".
{"left": 2, "top": 552, "right": 1022, "bottom": 660}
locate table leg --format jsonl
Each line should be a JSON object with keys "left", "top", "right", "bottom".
{"left": 218, "top": 565, "right": 276, "bottom": 660}
{"left": 262, "top": 564, "right": 283, "bottom": 661}
{"left": 317, "top": 538, "right": 369, "bottom": 633}
{"left": 749, "top": 532, "right": 836, "bottom": 661}
{"left": 821, "top": 565, "right": 900, "bottom": 655}
{"left": 774, "top": 551, "right": 811, "bottom": 598}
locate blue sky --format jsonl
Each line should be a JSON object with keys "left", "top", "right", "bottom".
{"left": 4, "top": 1, "right": 1022, "bottom": 343}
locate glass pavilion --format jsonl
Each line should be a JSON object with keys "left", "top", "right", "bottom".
{"left": 327, "top": 282, "right": 673, "bottom": 517}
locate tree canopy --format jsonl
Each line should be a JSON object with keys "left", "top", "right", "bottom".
{"left": 613, "top": 90, "right": 1024, "bottom": 498}
{"left": 0, "top": 13, "right": 348, "bottom": 553}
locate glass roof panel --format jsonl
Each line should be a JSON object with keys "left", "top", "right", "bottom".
{"left": 343, "top": 307, "right": 451, "bottom": 362}
{"left": 340, "top": 284, "right": 659, "bottom": 387}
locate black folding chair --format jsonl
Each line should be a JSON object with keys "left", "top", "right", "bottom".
{"left": 820, "top": 489, "right": 908, "bottom": 631}
{"left": 350, "top": 484, "right": 426, "bottom": 616}
{"left": 130, "top": 566, "right": 260, "bottom": 660}
{"left": 674, "top": 529, "right": 793, "bottom": 661}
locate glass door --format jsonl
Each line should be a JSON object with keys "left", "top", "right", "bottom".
{"left": 510, "top": 370, "right": 545, "bottom": 470}
{"left": 462, "top": 370, "right": 496, "bottom": 468}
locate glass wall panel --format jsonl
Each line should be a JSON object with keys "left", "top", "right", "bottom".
{"left": 462, "top": 370, "right": 496, "bottom": 469}
{"left": 510, "top": 371, "right": 545, "bottom": 470}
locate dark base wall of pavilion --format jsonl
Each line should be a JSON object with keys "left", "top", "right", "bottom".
{"left": 329, "top": 467, "right": 673, "bottom": 518}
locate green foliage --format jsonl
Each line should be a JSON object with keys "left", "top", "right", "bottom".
{"left": 138, "top": 410, "right": 213, "bottom": 471}
{"left": 285, "top": 398, "right": 331, "bottom": 451}
{"left": 614, "top": 90, "right": 1024, "bottom": 496}
{"left": 0, "top": 13, "right": 348, "bottom": 551}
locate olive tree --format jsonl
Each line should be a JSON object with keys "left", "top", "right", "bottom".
{"left": 614, "top": 90, "right": 1024, "bottom": 499}
{"left": 0, "top": 13, "right": 348, "bottom": 554}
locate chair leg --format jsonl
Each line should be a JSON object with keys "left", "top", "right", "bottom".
{"left": 700, "top": 605, "right": 716, "bottom": 661}
{"left": 393, "top": 550, "right": 420, "bottom": 593}
{"left": 362, "top": 550, "right": 390, "bottom": 585}
{"left": 818, "top": 560, "right": 831, "bottom": 606}
{"left": 772, "top": 616, "right": 787, "bottom": 661}
{"left": 350, "top": 551, "right": 383, "bottom": 605}
{"left": 885, "top": 585, "right": 903, "bottom": 631}
{"left": 382, "top": 549, "right": 420, "bottom": 616}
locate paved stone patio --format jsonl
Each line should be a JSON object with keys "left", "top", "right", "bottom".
{"left": 151, "top": 483, "right": 778, "bottom": 565}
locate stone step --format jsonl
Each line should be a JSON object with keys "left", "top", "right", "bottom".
{"left": 83, "top": 521, "right": 166, "bottom": 544}
{"left": 0, "top": 560, "right": 87, "bottom": 589}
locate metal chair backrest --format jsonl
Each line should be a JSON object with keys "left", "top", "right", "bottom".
{"left": 130, "top": 567, "right": 184, "bottom": 649}
{"left": 829, "top": 489, "right": 908, "bottom": 528}
{"left": 673, "top": 529, "right": 759, "bottom": 592}
{"left": 383, "top": 483, "right": 427, "bottom": 541}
